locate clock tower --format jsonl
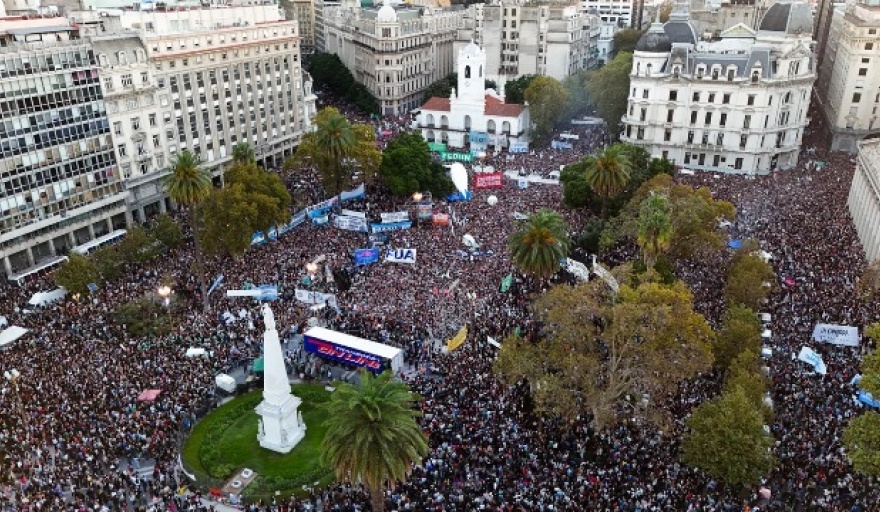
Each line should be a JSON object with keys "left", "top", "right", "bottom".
{"left": 456, "top": 41, "right": 486, "bottom": 106}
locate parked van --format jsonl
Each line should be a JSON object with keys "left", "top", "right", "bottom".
{"left": 22, "top": 287, "right": 67, "bottom": 313}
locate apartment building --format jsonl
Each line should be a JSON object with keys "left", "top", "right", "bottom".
{"left": 689, "top": 0, "right": 775, "bottom": 39}
{"left": 848, "top": 138, "right": 880, "bottom": 262}
{"left": 0, "top": 18, "right": 127, "bottom": 277}
{"left": 456, "top": 1, "right": 596, "bottom": 81}
{"left": 620, "top": 1, "right": 815, "bottom": 174}
{"left": 322, "top": 0, "right": 463, "bottom": 115}
{"left": 815, "top": 0, "right": 880, "bottom": 152}
{"left": 581, "top": 0, "right": 635, "bottom": 27}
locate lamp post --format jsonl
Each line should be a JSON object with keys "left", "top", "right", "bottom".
{"left": 157, "top": 285, "right": 172, "bottom": 326}
{"left": 305, "top": 262, "right": 318, "bottom": 283}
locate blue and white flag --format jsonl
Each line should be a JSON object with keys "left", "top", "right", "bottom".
{"left": 385, "top": 248, "right": 417, "bottom": 264}
{"left": 354, "top": 248, "right": 380, "bottom": 265}
{"left": 334, "top": 215, "right": 369, "bottom": 233}
{"left": 340, "top": 183, "right": 366, "bottom": 202}
{"left": 208, "top": 274, "right": 224, "bottom": 296}
{"left": 251, "top": 231, "right": 267, "bottom": 246}
{"left": 858, "top": 390, "right": 880, "bottom": 408}
{"left": 797, "top": 346, "right": 827, "bottom": 375}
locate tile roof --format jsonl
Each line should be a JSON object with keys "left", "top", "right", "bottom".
{"left": 422, "top": 96, "right": 451, "bottom": 112}
{"left": 484, "top": 95, "right": 525, "bottom": 117}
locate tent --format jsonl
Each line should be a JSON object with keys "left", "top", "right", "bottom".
{"left": 137, "top": 389, "right": 162, "bottom": 402}
{"left": 185, "top": 347, "right": 208, "bottom": 358}
{"left": 0, "top": 326, "right": 29, "bottom": 348}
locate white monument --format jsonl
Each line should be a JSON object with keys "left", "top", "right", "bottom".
{"left": 255, "top": 304, "right": 306, "bottom": 453}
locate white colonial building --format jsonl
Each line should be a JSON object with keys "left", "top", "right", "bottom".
{"left": 848, "top": 138, "right": 880, "bottom": 262}
{"left": 415, "top": 43, "right": 530, "bottom": 150}
{"left": 620, "top": 1, "right": 815, "bottom": 174}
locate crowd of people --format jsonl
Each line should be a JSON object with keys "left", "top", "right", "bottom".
{"left": 1, "top": 95, "right": 879, "bottom": 512}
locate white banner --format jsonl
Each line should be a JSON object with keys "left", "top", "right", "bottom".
{"left": 340, "top": 209, "right": 366, "bottom": 219}
{"left": 333, "top": 215, "right": 369, "bottom": 233}
{"left": 385, "top": 248, "right": 417, "bottom": 264}
{"left": 380, "top": 211, "right": 410, "bottom": 224}
{"left": 812, "top": 323, "right": 860, "bottom": 347}
{"left": 295, "top": 289, "right": 339, "bottom": 309}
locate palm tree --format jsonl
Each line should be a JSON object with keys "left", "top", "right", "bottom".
{"left": 315, "top": 111, "right": 356, "bottom": 195}
{"left": 321, "top": 371, "right": 428, "bottom": 512}
{"left": 583, "top": 144, "right": 632, "bottom": 222}
{"left": 164, "top": 149, "right": 212, "bottom": 310}
{"left": 232, "top": 142, "right": 255, "bottom": 165}
{"left": 637, "top": 192, "right": 673, "bottom": 269}
{"left": 508, "top": 209, "right": 571, "bottom": 279}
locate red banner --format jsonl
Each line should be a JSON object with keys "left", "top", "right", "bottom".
{"left": 473, "top": 172, "right": 504, "bottom": 190}
{"left": 432, "top": 213, "right": 450, "bottom": 226}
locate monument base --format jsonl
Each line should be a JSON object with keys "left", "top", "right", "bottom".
{"left": 255, "top": 394, "right": 307, "bottom": 454}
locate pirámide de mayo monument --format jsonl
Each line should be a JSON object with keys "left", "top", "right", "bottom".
{"left": 256, "top": 303, "right": 306, "bottom": 453}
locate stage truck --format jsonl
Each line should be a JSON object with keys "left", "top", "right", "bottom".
{"left": 302, "top": 327, "right": 403, "bottom": 373}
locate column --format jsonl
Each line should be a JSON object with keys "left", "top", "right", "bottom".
{"left": 87, "top": 223, "right": 96, "bottom": 240}
{"left": 48, "top": 239, "right": 58, "bottom": 257}
{"left": 67, "top": 232, "right": 76, "bottom": 249}
{"left": 3, "top": 256, "right": 13, "bottom": 278}
{"left": 159, "top": 199, "right": 168, "bottom": 214}
{"left": 25, "top": 246, "right": 35, "bottom": 267}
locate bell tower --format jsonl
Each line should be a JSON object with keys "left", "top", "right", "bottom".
{"left": 456, "top": 41, "right": 486, "bottom": 105}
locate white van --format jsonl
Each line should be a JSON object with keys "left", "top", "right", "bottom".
{"left": 22, "top": 287, "right": 67, "bottom": 313}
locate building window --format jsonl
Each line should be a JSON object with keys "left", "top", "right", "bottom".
{"left": 113, "top": 122, "right": 122, "bottom": 136}
{"left": 669, "top": 90, "right": 678, "bottom": 101}
{"left": 104, "top": 77, "right": 113, "bottom": 91}
{"left": 131, "top": 117, "right": 140, "bottom": 130}
{"left": 693, "top": 92, "right": 700, "bottom": 102}
{"left": 667, "top": 109, "right": 674, "bottom": 123}
{"left": 141, "top": 72, "right": 149, "bottom": 84}
{"left": 747, "top": 95, "right": 755, "bottom": 106}
{"left": 687, "top": 130, "right": 694, "bottom": 143}
{"left": 708, "top": 93, "right": 715, "bottom": 103}
{"left": 743, "top": 115, "right": 751, "bottom": 129}
{"left": 727, "top": 69, "right": 734, "bottom": 81}
{"left": 121, "top": 74, "right": 133, "bottom": 87}
{"left": 722, "top": 94, "right": 730, "bottom": 104}
{"left": 704, "top": 112, "right": 712, "bottom": 126}
{"left": 751, "top": 71, "right": 759, "bottom": 83}
{"left": 853, "top": 93, "right": 862, "bottom": 103}
{"left": 642, "top": 89, "right": 648, "bottom": 99}
{"left": 149, "top": 114, "right": 157, "bottom": 127}
{"left": 740, "top": 135, "right": 747, "bottom": 148}
{"left": 690, "top": 111, "right": 698, "bottom": 124}
{"left": 720, "top": 113, "right": 727, "bottom": 127}
{"left": 734, "top": 158, "right": 743, "bottom": 170}
{"left": 712, "top": 68, "right": 719, "bottom": 80}
{"left": 859, "top": 68, "right": 868, "bottom": 76}
{"left": 117, "top": 144, "right": 127, "bottom": 157}
{"left": 867, "top": 43, "right": 874, "bottom": 50}
{"left": 664, "top": 129, "right": 672, "bottom": 141}
{"left": 640, "top": 108, "right": 647, "bottom": 121}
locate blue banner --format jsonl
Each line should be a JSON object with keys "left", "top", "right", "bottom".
{"left": 509, "top": 142, "right": 529, "bottom": 154}
{"left": 370, "top": 221, "right": 412, "bottom": 233}
{"left": 551, "top": 140, "right": 573, "bottom": 150}
{"left": 307, "top": 196, "right": 338, "bottom": 214}
{"left": 858, "top": 390, "right": 880, "bottom": 408}
{"left": 303, "top": 334, "right": 384, "bottom": 373}
{"left": 334, "top": 215, "right": 369, "bottom": 232}
{"left": 313, "top": 215, "right": 330, "bottom": 226}
{"left": 340, "top": 183, "right": 366, "bottom": 202}
{"left": 308, "top": 206, "right": 332, "bottom": 219}
{"left": 469, "top": 131, "right": 490, "bottom": 144}
{"left": 446, "top": 190, "right": 473, "bottom": 202}
{"left": 354, "top": 248, "right": 380, "bottom": 265}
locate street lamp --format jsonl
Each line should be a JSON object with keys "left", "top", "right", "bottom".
{"left": 412, "top": 192, "right": 423, "bottom": 203}
{"left": 157, "top": 285, "right": 172, "bottom": 307}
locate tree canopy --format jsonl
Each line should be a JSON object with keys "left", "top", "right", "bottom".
{"left": 682, "top": 386, "right": 775, "bottom": 488}
{"left": 583, "top": 144, "right": 633, "bottom": 221}
{"left": 504, "top": 74, "right": 539, "bottom": 104}
{"left": 322, "top": 371, "right": 428, "bottom": 512}
{"left": 714, "top": 305, "right": 762, "bottom": 373}
{"left": 585, "top": 52, "right": 632, "bottom": 138}
{"left": 308, "top": 53, "right": 379, "bottom": 114}
{"left": 725, "top": 240, "right": 775, "bottom": 310}
{"left": 293, "top": 107, "right": 381, "bottom": 195}
{"left": 422, "top": 73, "right": 496, "bottom": 102}
{"left": 613, "top": 29, "right": 645, "bottom": 55}
{"left": 54, "top": 254, "right": 101, "bottom": 296}
{"left": 524, "top": 76, "right": 569, "bottom": 143}
{"left": 225, "top": 161, "right": 292, "bottom": 234}
{"left": 842, "top": 326, "right": 880, "bottom": 477}
{"left": 508, "top": 210, "right": 571, "bottom": 279}
{"left": 379, "top": 132, "right": 453, "bottom": 197}
{"left": 637, "top": 193, "right": 672, "bottom": 269}
{"left": 495, "top": 276, "right": 715, "bottom": 430}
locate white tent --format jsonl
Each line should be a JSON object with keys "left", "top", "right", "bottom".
{"left": 762, "top": 329, "right": 772, "bottom": 339}
{"left": 0, "top": 326, "right": 29, "bottom": 347}
{"left": 185, "top": 347, "right": 209, "bottom": 358}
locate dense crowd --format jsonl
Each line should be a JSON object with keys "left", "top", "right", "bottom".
{"left": 1, "top": 101, "right": 879, "bottom": 512}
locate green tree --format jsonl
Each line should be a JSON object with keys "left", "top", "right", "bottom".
{"left": 115, "top": 297, "right": 173, "bottom": 337}
{"left": 504, "top": 74, "right": 538, "bottom": 104}
{"left": 682, "top": 387, "right": 774, "bottom": 488}
{"left": 613, "top": 29, "right": 644, "bottom": 55}
{"left": 562, "top": 71, "right": 591, "bottom": 120}
{"left": 54, "top": 253, "right": 100, "bottom": 295}
{"left": 322, "top": 371, "right": 428, "bottom": 512}
{"left": 714, "top": 305, "right": 762, "bottom": 373}
{"left": 508, "top": 210, "right": 571, "bottom": 279}
{"left": 637, "top": 193, "right": 672, "bottom": 269}
{"left": 496, "top": 278, "right": 714, "bottom": 429}
{"left": 857, "top": 259, "right": 880, "bottom": 299}
{"left": 92, "top": 246, "right": 123, "bottom": 282}
{"left": 585, "top": 52, "right": 632, "bottom": 137}
{"left": 116, "top": 225, "right": 159, "bottom": 265}
{"left": 723, "top": 349, "right": 771, "bottom": 419}
{"left": 659, "top": 0, "right": 674, "bottom": 22}
{"left": 422, "top": 73, "right": 457, "bottom": 101}
{"left": 197, "top": 184, "right": 261, "bottom": 258}
{"left": 308, "top": 53, "right": 380, "bottom": 115}
{"left": 231, "top": 142, "right": 255, "bottom": 165}
{"left": 583, "top": 143, "right": 632, "bottom": 221}
{"left": 164, "top": 149, "right": 213, "bottom": 310}
{"left": 379, "top": 132, "right": 453, "bottom": 197}
{"left": 844, "top": 411, "right": 880, "bottom": 477}
{"left": 524, "top": 76, "right": 568, "bottom": 142}
{"left": 150, "top": 213, "right": 183, "bottom": 250}
{"left": 726, "top": 243, "right": 775, "bottom": 310}
{"left": 225, "top": 161, "right": 292, "bottom": 234}
{"left": 294, "top": 108, "right": 381, "bottom": 195}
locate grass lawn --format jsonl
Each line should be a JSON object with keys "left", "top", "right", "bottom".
{"left": 182, "top": 383, "right": 335, "bottom": 498}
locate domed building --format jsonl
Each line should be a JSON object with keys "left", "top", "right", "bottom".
{"left": 621, "top": 1, "right": 815, "bottom": 175}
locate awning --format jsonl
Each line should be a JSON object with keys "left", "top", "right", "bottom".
{"left": 0, "top": 326, "right": 29, "bottom": 347}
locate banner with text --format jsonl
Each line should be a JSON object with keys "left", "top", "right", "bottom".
{"left": 385, "top": 248, "right": 417, "bottom": 264}
{"left": 295, "top": 289, "right": 339, "bottom": 309}
{"left": 354, "top": 248, "right": 380, "bottom": 266}
{"left": 798, "top": 346, "right": 828, "bottom": 375}
{"left": 473, "top": 172, "right": 504, "bottom": 190}
{"left": 380, "top": 211, "right": 410, "bottom": 224}
{"left": 370, "top": 221, "right": 412, "bottom": 233}
{"left": 812, "top": 323, "right": 860, "bottom": 347}
{"left": 340, "top": 209, "right": 366, "bottom": 219}
{"left": 417, "top": 203, "right": 433, "bottom": 220}
{"left": 432, "top": 213, "right": 450, "bottom": 226}
{"left": 334, "top": 215, "right": 369, "bottom": 233}
{"left": 509, "top": 142, "right": 529, "bottom": 154}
